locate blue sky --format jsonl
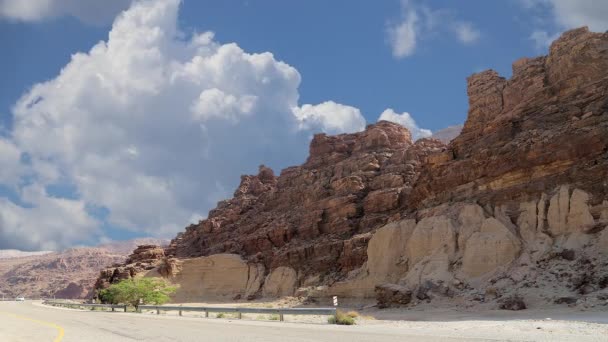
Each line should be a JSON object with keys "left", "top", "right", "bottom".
{"left": 0, "top": 0, "right": 605, "bottom": 250}
{"left": 0, "top": 0, "right": 558, "bottom": 132}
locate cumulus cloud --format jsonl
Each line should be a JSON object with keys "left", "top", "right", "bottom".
{"left": 0, "top": 0, "right": 131, "bottom": 25}
{"left": 190, "top": 88, "right": 257, "bottom": 123}
{"left": 0, "top": 185, "right": 98, "bottom": 251}
{"left": 1, "top": 0, "right": 372, "bottom": 250}
{"left": 378, "top": 109, "right": 432, "bottom": 140}
{"left": 293, "top": 101, "right": 366, "bottom": 134}
{"left": 386, "top": 0, "right": 481, "bottom": 59}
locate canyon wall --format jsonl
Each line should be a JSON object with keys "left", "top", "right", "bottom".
{"left": 95, "top": 27, "right": 608, "bottom": 307}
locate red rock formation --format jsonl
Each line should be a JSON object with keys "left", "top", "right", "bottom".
{"left": 96, "top": 28, "right": 608, "bottom": 306}
{"left": 93, "top": 244, "right": 166, "bottom": 292}
{"left": 411, "top": 27, "right": 608, "bottom": 210}
{"left": 163, "top": 121, "right": 444, "bottom": 282}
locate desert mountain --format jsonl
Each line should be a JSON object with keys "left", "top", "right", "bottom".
{"left": 0, "top": 238, "right": 167, "bottom": 299}
{"left": 96, "top": 27, "right": 608, "bottom": 309}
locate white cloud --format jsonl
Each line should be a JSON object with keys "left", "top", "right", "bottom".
{"left": 386, "top": 1, "right": 481, "bottom": 59}
{"left": 378, "top": 108, "right": 432, "bottom": 140}
{"left": 453, "top": 21, "right": 480, "bottom": 44}
{"left": 522, "top": 0, "right": 608, "bottom": 49}
{"left": 1, "top": 0, "right": 372, "bottom": 250}
{"left": 0, "top": 138, "right": 24, "bottom": 187}
{"left": 293, "top": 101, "right": 366, "bottom": 135}
{"left": 387, "top": 9, "right": 419, "bottom": 58}
{"left": 190, "top": 88, "right": 257, "bottom": 123}
{"left": 0, "top": 185, "right": 98, "bottom": 251}
{"left": 551, "top": 0, "right": 608, "bottom": 31}
{"left": 0, "top": 0, "right": 131, "bottom": 25}
{"left": 535, "top": 0, "right": 608, "bottom": 31}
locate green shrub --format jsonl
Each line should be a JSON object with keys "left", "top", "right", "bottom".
{"left": 99, "top": 278, "right": 177, "bottom": 309}
{"left": 269, "top": 314, "right": 280, "bottom": 321}
{"left": 216, "top": 313, "right": 226, "bottom": 318}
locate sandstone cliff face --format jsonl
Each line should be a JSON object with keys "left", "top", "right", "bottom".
{"left": 96, "top": 28, "right": 608, "bottom": 308}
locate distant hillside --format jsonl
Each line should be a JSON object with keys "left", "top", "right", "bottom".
{"left": 0, "top": 238, "right": 167, "bottom": 299}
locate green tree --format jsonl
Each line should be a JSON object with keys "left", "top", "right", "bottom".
{"left": 99, "top": 277, "right": 177, "bottom": 308}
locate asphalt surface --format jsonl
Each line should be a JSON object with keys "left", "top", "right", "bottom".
{"left": 0, "top": 301, "right": 501, "bottom": 342}
{"left": 2, "top": 301, "right": 608, "bottom": 342}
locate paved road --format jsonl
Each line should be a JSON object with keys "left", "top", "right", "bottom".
{"left": 0, "top": 301, "right": 499, "bottom": 342}
{"left": 1, "top": 301, "right": 606, "bottom": 342}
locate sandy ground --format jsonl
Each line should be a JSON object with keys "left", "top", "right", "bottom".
{"left": 132, "top": 297, "right": 608, "bottom": 340}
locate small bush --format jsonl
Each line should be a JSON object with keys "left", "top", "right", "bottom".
{"left": 328, "top": 310, "right": 355, "bottom": 325}
{"left": 269, "top": 314, "right": 280, "bottom": 321}
{"left": 216, "top": 313, "right": 226, "bottom": 318}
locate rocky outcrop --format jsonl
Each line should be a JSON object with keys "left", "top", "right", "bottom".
{"left": 375, "top": 284, "right": 412, "bottom": 308}
{"left": 95, "top": 28, "right": 608, "bottom": 308}
{"left": 410, "top": 27, "right": 608, "bottom": 210}
{"left": 94, "top": 244, "right": 166, "bottom": 292}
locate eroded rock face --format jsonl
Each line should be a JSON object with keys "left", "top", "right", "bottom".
{"left": 95, "top": 28, "right": 608, "bottom": 306}
{"left": 548, "top": 185, "right": 571, "bottom": 235}
{"left": 462, "top": 218, "right": 521, "bottom": 277}
{"left": 366, "top": 219, "right": 414, "bottom": 281}
{"left": 165, "top": 120, "right": 445, "bottom": 281}
{"left": 162, "top": 254, "right": 264, "bottom": 302}
{"left": 262, "top": 266, "right": 297, "bottom": 297}
{"left": 410, "top": 27, "right": 608, "bottom": 209}
{"left": 406, "top": 216, "right": 457, "bottom": 267}
{"left": 567, "top": 189, "right": 595, "bottom": 233}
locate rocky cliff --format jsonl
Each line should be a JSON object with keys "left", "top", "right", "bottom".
{"left": 95, "top": 27, "right": 608, "bottom": 308}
